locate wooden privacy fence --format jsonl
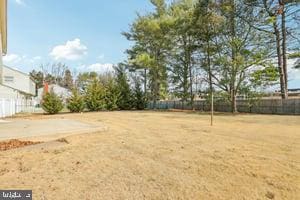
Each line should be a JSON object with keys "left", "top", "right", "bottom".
{"left": 0, "top": 98, "right": 36, "bottom": 118}
{"left": 147, "top": 99, "right": 300, "bottom": 115}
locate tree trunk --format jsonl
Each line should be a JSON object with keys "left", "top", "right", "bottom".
{"left": 231, "top": 89, "right": 237, "bottom": 113}
{"left": 183, "top": 63, "right": 189, "bottom": 102}
{"left": 230, "top": 0, "right": 238, "bottom": 113}
{"left": 280, "top": 1, "right": 288, "bottom": 96}
{"left": 262, "top": 0, "right": 287, "bottom": 99}
{"left": 211, "top": 92, "right": 214, "bottom": 126}
{"left": 182, "top": 37, "right": 190, "bottom": 104}
{"left": 207, "top": 41, "right": 214, "bottom": 126}
{"left": 153, "top": 77, "right": 159, "bottom": 110}
{"left": 153, "top": 50, "right": 161, "bottom": 110}
{"left": 189, "top": 61, "right": 194, "bottom": 110}
{"left": 274, "top": 21, "right": 288, "bottom": 99}
{"left": 144, "top": 68, "right": 147, "bottom": 95}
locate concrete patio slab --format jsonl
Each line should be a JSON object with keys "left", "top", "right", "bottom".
{"left": 0, "top": 119, "right": 11, "bottom": 123}
{"left": 0, "top": 118, "right": 105, "bottom": 141}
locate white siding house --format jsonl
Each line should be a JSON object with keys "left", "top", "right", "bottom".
{"left": 0, "top": 66, "right": 37, "bottom": 118}
{"left": 0, "top": 0, "right": 37, "bottom": 118}
{"left": 37, "top": 84, "right": 71, "bottom": 105}
{"left": 1, "top": 65, "right": 36, "bottom": 97}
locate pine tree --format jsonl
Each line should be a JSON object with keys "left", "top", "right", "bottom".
{"left": 85, "top": 79, "right": 106, "bottom": 111}
{"left": 123, "top": 0, "right": 173, "bottom": 108}
{"left": 41, "top": 89, "right": 64, "bottom": 114}
{"left": 63, "top": 69, "right": 74, "bottom": 90}
{"left": 67, "top": 89, "right": 85, "bottom": 113}
{"left": 133, "top": 78, "right": 147, "bottom": 110}
{"left": 76, "top": 71, "right": 98, "bottom": 92}
{"left": 169, "top": 0, "right": 196, "bottom": 107}
{"left": 115, "top": 64, "right": 133, "bottom": 110}
{"left": 104, "top": 79, "right": 120, "bottom": 111}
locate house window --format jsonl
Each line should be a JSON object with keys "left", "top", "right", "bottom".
{"left": 4, "top": 76, "right": 14, "bottom": 83}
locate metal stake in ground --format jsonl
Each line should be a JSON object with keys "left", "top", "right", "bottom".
{"left": 211, "top": 92, "right": 214, "bottom": 126}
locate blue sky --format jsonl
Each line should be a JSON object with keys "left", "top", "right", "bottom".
{"left": 3, "top": 0, "right": 154, "bottom": 74}
{"left": 3, "top": 0, "right": 300, "bottom": 88}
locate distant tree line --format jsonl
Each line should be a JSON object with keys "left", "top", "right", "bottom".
{"left": 122, "top": 0, "right": 300, "bottom": 112}
{"left": 30, "top": 63, "right": 74, "bottom": 91}
{"left": 40, "top": 65, "right": 147, "bottom": 114}
{"left": 32, "top": 0, "right": 300, "bottom": 113}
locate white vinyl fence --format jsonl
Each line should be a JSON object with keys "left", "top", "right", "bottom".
{"left": 0, "top": 98, "right": 36, "bottom": 118}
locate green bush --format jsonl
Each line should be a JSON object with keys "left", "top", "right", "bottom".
{"left": 67, "top": 89, "right": 85, "bottom": 112}
{"left": 115, "top": 65, "right": 133, "bottom": 110}
{"left": 104, "top": 79, "right": 120, "bottom": 111}
{"left": 41, "top": 90, "right": 64, "bottom": 114}
{"left": 85, "top": 79, "right": 106, "bottom": 111}
{"left": 133, "top": 78, "right": 147, "bottom": 110}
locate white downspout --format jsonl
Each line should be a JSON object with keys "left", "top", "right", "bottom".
{"left": 0, "top": 31, "right": 3, "bottom": 84}
{"left": 0, "top": 32, "right": 3, "bottom": 118}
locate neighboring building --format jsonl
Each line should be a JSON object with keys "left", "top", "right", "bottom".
{"left": 0, "top": 65, "right": 37, "bottom": 118}
{"left": 37, "top": 84, "right": 71, "bottom": 105}
{"left": 0, "top": 65, "right": 36, "bottom": 99}
{"left": 1, "top": 0, "right": 37, "bottom": 117}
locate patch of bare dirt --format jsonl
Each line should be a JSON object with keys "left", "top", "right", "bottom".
{"left": 0, "top": 139, "right": 42, "bottom": 151}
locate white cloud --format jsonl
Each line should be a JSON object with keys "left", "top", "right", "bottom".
{"left": 79, "top": 63, "right": 115, "bottom": 74}
{"left": 15, "top": 0, "right": 26, "bottom": 6}
{"left": 50, "top": 38, "right": 87, "bottom": 61}
{"left": 3, "top": 53, "right": 42, "bottom": 68}
{"left": 29, "top": 56, "right": 42, "bottom": 63}
{"left": 3, "top": 54, "right": 22, "bottom": 64}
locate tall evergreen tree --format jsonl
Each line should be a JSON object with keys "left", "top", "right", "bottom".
{"left": 242, "top": 0, "right": 300, "bottom": 99}
{"left": 133, "top": 77, "right": 147, "bottom": 110}
{"left": 85, "top": 79, "right": 106, "bottom": 111}
{"left": 67, "top": 88, "right": 85, "bottom": 113}
{"left": 193, "top": 0, "right": 223, "bottom": 120}
{"left": 76, "top": 72, "right": 98, "bottom": 92}
{"left": 104, "top": 78, "right": 120, "bottom": 111}
{"left": 196, "top": 0, "right": 274, "bottom": 112}
{"left": 169, "top": 0, "right": 197, "bottom": 107}
{"left": 63, "top": 69, "right": 74, "bottom": 90}
{"left": 115, "top": 64, "right": 133, "bottom": 110}
{"left": 123, "top": 0, "right": 173, "bottom": 108}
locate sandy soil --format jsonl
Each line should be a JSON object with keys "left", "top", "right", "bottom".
{"left": 0, "top": 111, "right": 299, "bottom": 200}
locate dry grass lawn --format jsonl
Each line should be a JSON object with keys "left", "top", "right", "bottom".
{"left": 0, "top": 111, "right": 299, "bottom": 200}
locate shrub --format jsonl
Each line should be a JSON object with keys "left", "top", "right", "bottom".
{"left": 41, "top": 90, "right": 64, "bottom": 114}
{"left": 104, "top": 79, "right": 120, "bottom": 111}
{"left": 67, "top": 89, "right": 85, "bottom": 112}
{"left": 85, "top": 79, "right": 106, "bottom": 111}
{"left": 133, "top": 78, "right": 147, "bottom": 110}
{"left": 115, "top": 65, "right": 133, "bottom": 110}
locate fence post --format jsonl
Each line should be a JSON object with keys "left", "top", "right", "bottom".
{"left": 0, "top": 98, "right": 4, "bottom": 118}
{"left": 294, "top": 99, "right": 296, "bottom": 115}
{"left": 10, "top": 99, "right": 13, "bottom": 116}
